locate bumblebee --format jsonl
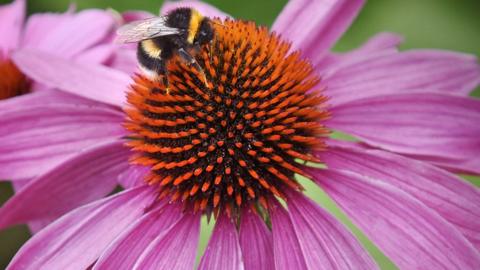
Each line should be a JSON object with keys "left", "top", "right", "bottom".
{"left": 117, "top": 8, "right": 215, "bottom": 89}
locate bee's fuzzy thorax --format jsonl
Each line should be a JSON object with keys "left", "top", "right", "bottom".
{"left": 125, "top": 19, "right": 330, "bottom": 218}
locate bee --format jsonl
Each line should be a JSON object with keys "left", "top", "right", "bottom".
{"left": 116, "top": 7, "right": 215, "bottom": 90}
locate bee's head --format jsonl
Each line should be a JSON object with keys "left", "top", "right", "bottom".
{"left": 194, "top": 18, "right": 215, "bottom": 46}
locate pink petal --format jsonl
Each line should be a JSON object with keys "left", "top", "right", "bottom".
{"left": 328, "top": 93, "right": 480, "bottom": 171}
{"left": 272, "top": 0, "right": 364, "bottom": 60}
{"left": 421, "top": 156, "right": 480, "bottom": 176}
{"left": 7, "top": 186, "right": 155, "bottom": 270}
{"left": 0, "top": 103, "right": 125, "bottom": 180}
{"left": 74, "top": 44, "right": 115, "bottom": 65}
{"left": 319, "top": 143, "right": 480, "bottom": 248}
{"left": 287, "top": 191, "right": 378, "bottom": 269}
{"left": 117, "top": 165, "right": 150, "bottom": 188}
{"left": 121, "top": 10, "right": 155, "bottom": 22}
{"left": 21, "top": 12, "right": 73, "bottom": 48}
{"left": 0, "top": 88, "right": 101, "bottom": 112}
{"left": 107, "top": 47, "right": 138, "bottom": 75}
{"left": 161, "top": 0, "right": 231, "bottom": 19}
{"left": 93, "top": 203, "right": 182, "bottom": 270}
{"left": 239, "top": 209, "right": 274, "bottom": 270}
{"left": 132, "top": 213, "right": 201, "bottom": 270}
{"left": 270, "top": 202, "right": 308, "bottom": 270}
{"left": 0, "top": 0, "right": 25, "bottom": 56}
{"left": 316, "top": 32, "right": 403, "bottom": 73}
{"left": 324, "top": 50, "right": 480, "bottom": 106}
{"left": 12, "top": 49, "right": 132, "bottom": 107}
{"left": 314, "top": 169, "right": 480, "bottom": 269}
{"left": 198, "top": 215, "right": 244, "bottom": 270}
{"left": 10, "top": 181, "right": 52, "bottom": 234}
{"left": 27, "top": 10, "right": 115, "bottom": 59}
{"left": 0, "top": 140, "right": 129, "bottom": 230}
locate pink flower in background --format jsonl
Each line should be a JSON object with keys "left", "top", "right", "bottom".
{"left": 1, "top": 0, "right": 480, "bottom": 269}
{"left": 0, "top": 0, "right": 119, "bottom": 100}
{"left": 0, "top": 0, "right": 123, "bottom": 181}
{"left": 0, "top": 0, "right": 131, "bottom": 232}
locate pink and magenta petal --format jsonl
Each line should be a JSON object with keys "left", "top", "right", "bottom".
{"left": 26, "top": 9, "right": 115, "bottom": 59}
{"left": 0, "top": 104, "right": 125, "bottom": 180}
{"left": 239, "top": 209, "right": 274, "bottom": 270}
{"left": 0, "top": 140, "right": 129, "bottom": 230}
{"left": 121, "top": 10, "right": 155, "bottom": 22}
{"left": 117, "top": 165, "right": 150, "bottom": 188}
{"left": 93, "top": 203, "right": 182, "bottom": 270}
{"left": 328, "top": 93, "right": 480, "bottom": 174}
{"left": 319, "top": 144, "right": 480, "bottom": 248}
{"left": 314, "top": 169, "right": 480, "bottom": 269}
{"left": 287, "top": 191, "right": 378, "bottom": 269}
{"left": 7, "top": 186, "right": 155, "bottom": 270}
{"left": 324, "top": 50, "right": 480, "bottom": 106}
{"left": 273, "top": 0, "right": 364, "bottom": 60}
{"left": 132, "top": 213, "right": 201, "bottom": 270}
{"left": 21, "top": 11, "right": 73, "bottom": 49}
{"left": 0, "top": 0, "right": 25, "bottom": 56}
{"left": 12, "top": 50, "right": 131, "bottom": 107}
{"left": 198, "top": 215, "right": 244, "bottom": 270}
{"left": 316, "top": 32, "right": 403, "bottom": 72}
{"left": 270, "top": 202, "right": 308, "bottom": 270}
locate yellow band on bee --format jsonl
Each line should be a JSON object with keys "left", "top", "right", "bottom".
{"left": 142, "top": 39, "right": 162, "bottom": 58}
{"left": 188, "top": 9, "right": 203, "bottom": 44}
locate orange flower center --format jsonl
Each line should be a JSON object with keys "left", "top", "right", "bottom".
{"left": 124, "top": 19, "right": 329, "bottom": 217}
{"left": 0, "top": 59, "right": 28, "bottom": 100}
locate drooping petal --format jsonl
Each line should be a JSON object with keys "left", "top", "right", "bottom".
{"left": 7, "top": 186, "right": 155, "bottom": 270}
{"left": 121, "top": 10, "right": 154, "bottom": 22}
{"left": 270, "top": 202, "right": 308, "bottom": 270}
{"left": 10, "top": 181, "right": 54, "bottom": 234}
{"left": 0, "top": 0, "right": 25, "bottom": 55}
{"left": 313, "top": 169, "right": 480, "bottom": 269}
{"left": 424, "top": 157, "right": 480, "bottom": 176}
{"left": 117, "top": 165, "right": 150, "bottom": 188}
{"left": 0, "top": 88, "right": 100, "bottom": 112}
{"left": 93, "top": 203, "right": 182, "bottom": 270}
{"left": 12, "top": 50, "right": 131, "bottom": 107}
{"left": 74, "top": 44, "right": 115, "bottom": 65}
{"left": 21, "top": 12, "right": 69, "bottom": 47}
{"left": 0, "top": 140, "right": 129, "bottom": 230}
{"left": 198, "top": 215, "right": 244, "bottom": 270}
{"left": 287, "top": 191, "right": 378, "bottom": 269}
{"left": 323, "top": 50, "right": 480, "bottom": 106}
{"left": 25, "top": 9, "right": 115, "bottom": 59}
{"left": 161, "top": 0, "right": 231, "bottom": 19}
{"left": 318, "top": 143, "right": 480, "bottom": 248}
{"left": 0, "top": 103, "right": 125, "bottom": 180}
{"left": 239, "top": 209, "right": 274, "bottom": 270}
{"left": 316, "top": 32, "right": 403, "bottom": 72}
{"left": 132, "top": 213, "right": 201, "bottom": 270}
{"left": 272, "top": 0, "right": 364, "bottom": 60}
{"left": 328, "top": 93, "right": 480, "bottom": 173}
{"left": 107, "top": 47, "right": 138, "bottom": 75}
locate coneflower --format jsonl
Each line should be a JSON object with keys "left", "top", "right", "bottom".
{"left": 1, "top": 1, "right": 480, "bottom": 269}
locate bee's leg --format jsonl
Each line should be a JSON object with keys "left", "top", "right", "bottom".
{"left": 178, "top": 48, "right": 208, "bottom": 86}
{"left": 157, "top": 60, "right": 170, "bottom": 94}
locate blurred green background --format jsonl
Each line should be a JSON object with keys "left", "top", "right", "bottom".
{"left": 0, "top": 0, "right": 479, "bottom": 269}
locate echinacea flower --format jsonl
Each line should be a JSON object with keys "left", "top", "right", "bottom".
{"left": 2, "top": 0, "right": 480, "bottom": 269}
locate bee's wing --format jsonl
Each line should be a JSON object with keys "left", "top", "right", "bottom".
{"left": 116, "top": 16, "right": 180, "bottom": 43}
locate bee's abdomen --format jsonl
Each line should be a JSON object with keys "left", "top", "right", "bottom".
{"left": 137, "top": 43, "right": 160, "bottom": 72}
